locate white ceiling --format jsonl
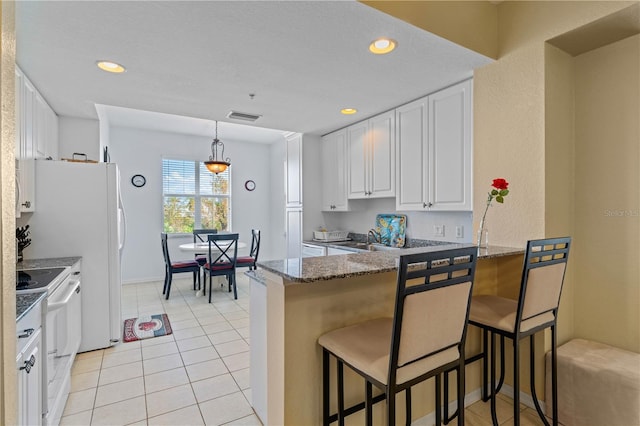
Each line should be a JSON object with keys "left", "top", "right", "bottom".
{"left": 15, "top": 1, "right": 492, "bottom": 142}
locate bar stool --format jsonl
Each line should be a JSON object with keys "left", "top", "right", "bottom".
{"left": 468, "top": 237, "right": 571, "bottom": 426}
{"left": 318, "top": 247, "right": 478, "bottom": 425}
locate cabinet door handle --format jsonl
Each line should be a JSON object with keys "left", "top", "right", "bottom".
{"left": 18, "top": 328, "right": 34, "bottom": 339}
{"left": 20, "top": 354, "right": 36, "bottom": 374}
{"left": 21, "top": 200, "right": 31, "bottom": 208}
{"left": 423, "top": 202, "right": 433, "bottom": 208}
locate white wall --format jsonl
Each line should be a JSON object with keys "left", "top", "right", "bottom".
{"left": 321, "top": 198, "right": 473, "bottom": 243}
{"left": 109, "top": 126, "right": 277, "bottom": 283}
{"left": 58, "top": 116, "right": 100, "bottom": 161}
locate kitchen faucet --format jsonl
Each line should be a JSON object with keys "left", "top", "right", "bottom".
{"left": 367, "top": 229, "right": 381, "bottom": 244}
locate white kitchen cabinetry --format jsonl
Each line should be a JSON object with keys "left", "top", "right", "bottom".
{"left": 326, "top": 247, "right": 353, "bottom": 256}
{"left": 16, "top": 301, "right": 43, "bottom": 426}
{"left": 347, "top": 110, "right": 395, "bottom": 199}
{"left": 285, "top": 133, "right": 303, "bottom": 208}
{"left": 16, "top": 159, "right": 36, "bottom": 214}
{"left": 285, "top": 207, "right": 303, "bottom": 259}
{"left": 321, "top": 129, "right": 349, "bottom": 211}
{"left": 396, "top": 79, "right": 472, "bottom": 211}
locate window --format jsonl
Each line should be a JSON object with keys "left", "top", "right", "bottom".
{"left": 162, "top": 158, "right": 231, "bottom": 233}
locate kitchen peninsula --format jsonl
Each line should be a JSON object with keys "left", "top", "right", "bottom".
{"left": 248, "top": 244, "right": 526, "bottom": 425}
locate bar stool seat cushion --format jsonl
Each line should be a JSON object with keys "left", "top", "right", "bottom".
{"left": 470, "top": 295, "right": 555, "bottom": 333}
{"left": 318, "top": 317, "right": 460, "bottom": 386}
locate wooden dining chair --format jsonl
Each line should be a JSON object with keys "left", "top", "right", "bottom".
{"left": 236, "top": 229, "right": 261, "bottom": 271}
{"left": 203, "top": 233, "right": 239, "bottom": 302}
{"left": 318, "top": 247, "right": 478, "bottom": 425}
{"left": 161, "top": 233, "right": 200, "bottom": 300}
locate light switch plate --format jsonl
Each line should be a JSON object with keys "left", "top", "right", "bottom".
{"left": 434, "top": 225, "right": 445, "bottom": 237}
{"left": 456, "top": 226, "right": 464, "bottom": 238}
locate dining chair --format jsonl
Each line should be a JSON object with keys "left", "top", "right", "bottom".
{"left": 318, "top": 246, "right": 478, "bottom": 425}
{"left": 203, "top": 233, "right": 239, "bottom": 302}
{"left": 161, "top": 233, "right": 200, "bottom": 300}
{"left": 236, "top": 229, "right": 261, "bottom": 271}
{"left": 468, "top": 237, "right": 571, "bottom": 426}
{"left": 193, "top": 228, "right": 218, "bottom": 287}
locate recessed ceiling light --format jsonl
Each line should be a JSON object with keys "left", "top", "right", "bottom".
{"left": 96, "top": 60, "right": 126, "bottom": 73}
{"left": 369, "top": 38, "right": 397, "bottom": 55}
{"left": 341, "top": 108, "right": 358, "bottom": 115}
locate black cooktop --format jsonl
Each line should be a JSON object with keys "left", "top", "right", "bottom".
{"left": 17, "top": 267, "right": 67, "bottom": 291}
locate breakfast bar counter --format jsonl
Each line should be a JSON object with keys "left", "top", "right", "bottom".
{"left": 248, "top": 244, "right": 526, "bottom": 425}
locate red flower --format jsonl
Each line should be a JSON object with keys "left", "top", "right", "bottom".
{"left": 492, "top": 178, "right": 509, "bottom": 191}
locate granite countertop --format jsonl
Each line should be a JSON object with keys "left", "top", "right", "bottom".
{"left": 256, "top": 244, "right": 524, "bottom": 284}
{"left": 17, "top": 256, "right": 82, "bottom": 270}
{"left": 16, "top": 292, "right": 46, "bottom": 322}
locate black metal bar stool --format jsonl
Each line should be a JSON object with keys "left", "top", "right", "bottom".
{"left": 318, "top": 247, "right": 478, "bottom": 425}
{"left": 467, "top": 237, "right": 571, "bottom": 426}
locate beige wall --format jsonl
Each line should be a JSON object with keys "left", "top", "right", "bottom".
{"left": 363, "top": 0, "right": 640, "bottom": 353}
{"left": 0, "top": 1, "right": 17, "bottom": 424}
{"left": 573, "top": 35, "right": 640, "bottom": 351}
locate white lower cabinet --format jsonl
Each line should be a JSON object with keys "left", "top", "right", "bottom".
{"left": 396, "top": 79, "right": 472, "bottom": 211}
{"left": 326, "top": 247, "right": 354, "bottom": 256}
{"left": 285, "top": 208, "right": 303, "bottom": 259}
{"left": 16, "top": 302, "right": 43, "bottom": 426}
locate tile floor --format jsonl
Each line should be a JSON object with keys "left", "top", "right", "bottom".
{"left": 61, "top": 273, "right": 548, "bottom": 426}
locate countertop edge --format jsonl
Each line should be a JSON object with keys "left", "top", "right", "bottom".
{"left": 16, "top": 291, "right": 46, "bottom": 322}
{"left": 257, "top": 244, "right": 524, "bottom": 284}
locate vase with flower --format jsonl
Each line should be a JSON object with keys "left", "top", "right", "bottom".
{"left": 477, "top": 178, "right": 510, "bottom": 248}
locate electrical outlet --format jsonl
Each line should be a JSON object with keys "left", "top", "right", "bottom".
{"left": 456, "top": 226, "right": 464, "bottom": 238}
{"left": 434, "top": 225, "right": 445, "bottom": 237}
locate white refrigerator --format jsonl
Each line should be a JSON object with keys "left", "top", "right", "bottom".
{"left": 27, "top": 160, "right": 126, "bottom": 353}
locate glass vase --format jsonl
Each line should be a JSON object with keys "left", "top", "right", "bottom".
{"left": 477, "top": 221, "right": 489, "bottom": 248}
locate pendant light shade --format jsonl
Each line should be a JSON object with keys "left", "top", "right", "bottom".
{"left": 205, "top": 121, "right": 231, "bottom": 174}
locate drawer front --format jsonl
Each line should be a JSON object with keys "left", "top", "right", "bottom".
{"left": 16, "top": 301, "right": 42, "bottom": 354}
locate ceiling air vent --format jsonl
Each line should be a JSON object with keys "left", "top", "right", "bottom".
{"left": 227, "top": 111, "right": 262, "bottom": 122}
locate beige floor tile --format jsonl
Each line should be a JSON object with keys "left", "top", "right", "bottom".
{"left": 90, "top": 395, "right": 147, "bottom": 426}
{"left": 192, "top": 373, "right": 240, "bottom": 403}
{"left": 199, "top": 391, "right": 254, "bottom": 426}
{"left": 146, "top": 383, "right": 197, "bottom": 418}
{"left": 212, "top": 302, "right": 243, "bottom": 314}
{"left": 177, "top": 335, "right": 213, "bottom": 352}
{"left": 223, "top": 413, "right": 262, "bottom": 426}
{"left": 59, "top": 409, "right": 93, "bottom": 426}
{"left": 71, "top": 356, "right": 103, "bottom": 375}
{"left": 146, "top": 404, "right": 204, "bottom": 426}
{"left": 241, "top": 389, "right": 251, "bottom": 405}
{"left": 171, "top": 318, "right": 200, "bottom": 330}
{"left": 235, "top": 327, "right": 250, "bottom": 339}
{"left": 173, "top": 326, "right": 206, "bottom": 341}
{"left": 202, "top": 322, "right": 233, "bottom": 335}
{"left": 75, "top": 349, "right": 104, "bottom": 361}
{"left": 141, "top": 334, "right": 176, "bottom": 348}
{"left": 501, "top": 407, "right": 547, "bottom": 426}
{"left": 99, "top": 361, "right": 143, "bottom": 386}
{"left": 181, "top": 346, "right": 220, "bottom": 366}
{"left": 102, "top": 348, "right": 142, "bottom": 368}
{"left": 63, "top": 388, "right": 97, "bottom": 416}
{"left": 208, "top": 330, "right": 242, "bottom": 345}
{"left": 230, "top": 368, "right": 250, "bottom": 390}
{"left": 70, "top": 370, "right": 100, "bottom": 392}
{"left": 463, "top": 408, "right": 494, "bottom": 426}
{"left": 95, "top": 376, "right": 145, "bottom": 407}
{"left": 142, "top": 341, "right": 179, "bottom": 360}
{"left": 222, "top": 351, "right": 250, "bottom": 372}
{"left": 144, "top": 367, "right": 190, "bottom": 394}
{"left": 214, "top": 340, "right": 249, "bottom": 357}
{"left": 103, "top": 340, "right": 141, "bottom": 354}
{"left": 196, "top": 313, "right": 227, "bottom": 326}
{"left": 228, "top": 318, "right": 250, "bottom": 329}
{"left": 467, "top": 394, "right": 516, "bottom": 425}
{"left": 185, "top": 358, "right": 229, "bottom": 382}
{"left": 222, "top": 310, "right": 249, "bottom": 321}
{"left": 143, "top": 353, "right": 184, "bottom": 375}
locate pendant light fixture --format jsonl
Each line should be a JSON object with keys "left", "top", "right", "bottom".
{"left": 205, "top": 121, "right": 231, "bottom": 174}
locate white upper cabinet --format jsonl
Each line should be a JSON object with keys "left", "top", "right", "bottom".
{"left": 428, "top": 79, "right": 472, "bottom": 211}
{"left": 396, "top": 79, "right": 472, "bottom": 211}
{"left": 321, "top": 129, "right": 349, "bottom": 211}
{"left": 15, "top": 65, "right": 58, "bottom": 161}
{"left": 285, "top": 133, "right": 303, "bottom": 207}
{"left": 347, "top": 110, "right": 395, "bottom": 199}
